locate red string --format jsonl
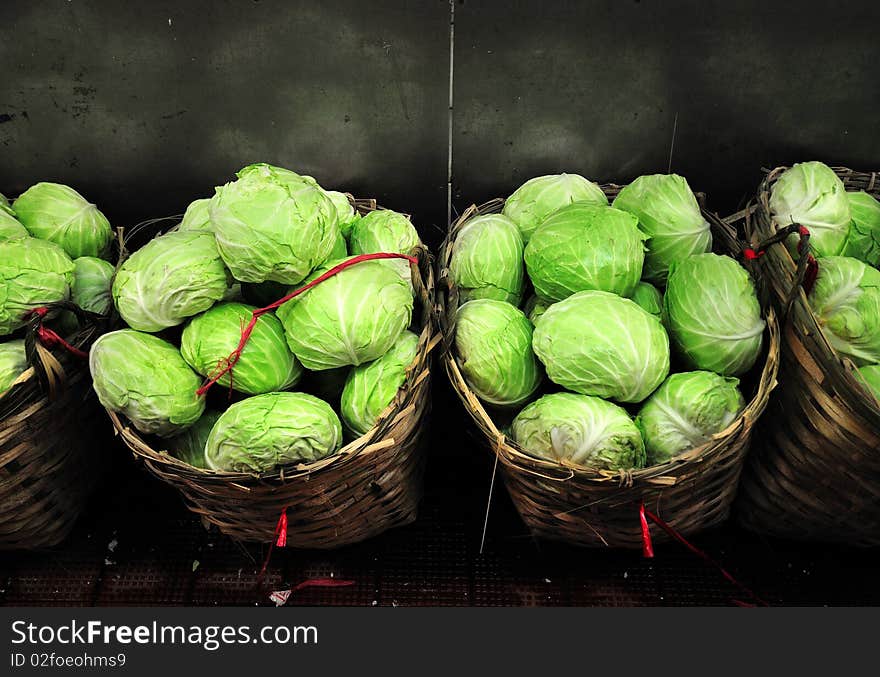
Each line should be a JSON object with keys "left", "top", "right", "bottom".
{"left": 29, "top": 307, "right": 88, "bottom": 359}
{"left": 290, "top": 578, "right": 355, "bottom": 593}
{"left": 639, "top": 503, "right": 768, "bottom": 606}
{"left": 275, "top": 508, "right": 288, "bottom": 548}
{"left": 639, "top": 503, "right": 654, "bottom": 558}
{"left": 804, "top": 254, "right": 819, "bottom": 295}
{"left": 742, "top": 248, "right": 763, "bottom": 261}
{"left": 196, "top": 252, "right": 418, "bottom": 397}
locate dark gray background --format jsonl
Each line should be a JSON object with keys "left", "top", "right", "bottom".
{"left": 2, "top": 0, "right": 879, "bottom": 245}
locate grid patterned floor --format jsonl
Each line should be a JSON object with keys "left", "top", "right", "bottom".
{"left": 3, "top": 388, "right": 878, "bottom": 607}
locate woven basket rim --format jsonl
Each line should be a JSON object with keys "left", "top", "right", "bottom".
{"left": 438, "top": 186, "right": 780, "bottom": 488}
{"left": 106, "top": 198, "right": 438, "bottom": 485}
{"left": 744, "top": 164, "right": 880, "bottom": 420}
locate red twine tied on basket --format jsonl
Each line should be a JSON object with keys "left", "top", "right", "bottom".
{"left": 29, "top": 307, "right": 88, "bottom": 359}
{"left": 258, "top": 507, "right": 290, "bottom": 582}
{"left": 639, "top": 502, "right": 768, "bottom": 607}
{"left": 742, "top": 248, "right": 764, "bottom": 261}
{"left": 196, "top": 252, "right": 418, "bottom": 397}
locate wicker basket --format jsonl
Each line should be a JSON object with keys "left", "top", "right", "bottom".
{"left": 438, "top": 190, "right": 780, "bottom": 548}
{"left": 736, "top": 167, "right": 880, "bottom": 546}
{"left": 104, "top": 199, "right": 438, "bottom": 548}
{"left": 0, "top": 320, "right": 107, "bottom": 550}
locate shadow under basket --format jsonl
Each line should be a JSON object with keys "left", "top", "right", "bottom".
{"left": 106, "top": 199, "right": 438, "bottom": 548}
{"left": 0, "top": 344, "right": 106, "bottom": 550}
{"left": 736, "top": 167, "right": 880, "bottom": 547}
{"left": 438, "top": 191, "right": 780, "bottom": 548}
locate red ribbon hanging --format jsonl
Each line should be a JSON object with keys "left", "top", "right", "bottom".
{"left": 639, "top": 502, "right": 768, "bottom": 606}
{"left": 29, "top": 307, "right": 88, "bottom": 359}
{"left": 196, "top": 252, "right": 418, "bottom": 397}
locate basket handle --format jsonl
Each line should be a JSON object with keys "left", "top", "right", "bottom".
{"left": 744, "top": 222, "right": 818, "bottom": 317}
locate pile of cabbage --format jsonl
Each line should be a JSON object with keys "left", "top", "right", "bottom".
{"left": 88, "top": 163, "right": 423, "bottom": 474}
{"left": 450, "top": 173, "right": 765, "bottom": 471}
{"left": 0, "top": 184, "right": 115, "bottom": 397}
{"left": 767, "top": 160, "right": 880, "bottom": 403}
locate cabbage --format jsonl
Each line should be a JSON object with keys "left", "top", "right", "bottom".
{"left": 0, "top": 208, "right": 27, "bottom": 242}
{"left": 612, "top": 174, "right": 711, "bottom": 284}
{"left": 71, "top": 256, "right": 114, "bottom": 315}
{"left": 209, "top": 163, "right": 339, "bottom": 284}
{"left": 166, "top": 409, "right": 223, "bottom": 469}
{"left": 449, "top": 214, "right": 524, "bottom": 305}
{"left": 842, "top": 191, "right": 880, "bottom": 267}
{"left": 0, "top": 193, "right": 10, "bottom": 210}
{"left": 328, "top": 230, "right": 348, "bottom": 261}
{"left": 523, "top": 294, "right": 552, "bottom": 325}
{"left": 13, "top": 182, "right": 113, "bottom": 259}
{"left": 180, "top": 302, "right": 302, "bottom": 395}
{"left": 324, "top": 190, "right": 360, "bottom": 240}
{"left": 349, "top": 209, "right": 420, "bottom": 256}
{"left": 631, "top": 281, "right": 663, "bottom": 317}
{"left": 502, "top": 173, "right": 607, "bottom": 243}
{"left": 0, "top": 340, "right": 28, "bottom": 395}
{"left": 341, "top": 330, "right": 419, "bottom": 436}
{"left": 205, "top": 392, "right": 342, "bottom": 473}
{"left": 855, "top": 364, "right": 880, "bottom": 403}
{"left": 769, "top": 161, "right": 851, "bottom": 258}
{"left": 533, "top": 290, "right": 669, "bottom": 403}
{"left": 524, "top": 203, "right": 645, "bottom": 301}
{"left": 808, "top": 256, "right": 880, "bottom": 365}
{"left": 454, "top": 299, "right": 542, "bottom": 406}
{"left": 663, "top": 254, "right": 764, "bottom": 376}
{"left": 635, "top": 371, "right": 744, "bottom": 465}
{"left": 0, "top": 237, "right": 75, "bottom": 336}
{"left": 177, "top": 198, "right": 212, "bottom": 232}
{"left": 112, "top": 230, "right": 229, "bottom": 332}
{"left": 89, "top": 330, "right": 204, "bottom": 437}
{"left": 511, "top": 392, "right": 645, "bottom": 471}
{"left": 277, "top": 257, "right": 413, "bottom": 370}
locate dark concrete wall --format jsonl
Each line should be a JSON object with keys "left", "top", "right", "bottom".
{"left": 0, "top": 1, "right": 450, "bottom": 236}
{"left": 452, "top": 0, "right": 880, "bottom": 214}
{"left": 2, "top": 1, "right": 880, "bottom": 244}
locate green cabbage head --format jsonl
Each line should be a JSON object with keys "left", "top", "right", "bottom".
{"left": 277, "top": 257, "right": 413, "bottom": 370}
{"left": 631, "top": 281, "right": 663, "bottom": 317}
{"left": 808, "top": 255, "right": 880, "bottom": 365}
{"left": 0, "top": 237, "right": 75, "bottom": 336}
{"left": 663, "top": 254, "right": 764, "bottom": 376}
{"left": 209, "top": 163, "right": 339, "bottom": 284}
{"left": 90, "top": 330, "right": 205, "bottom": 437}
{"left": 177, "top": 198, "right": 212, "bottom": 232}
{"left": 842, "top": 191, "right": 880, "bottom": 267}
{"left": 855, "top": 364, "right": 880, "bottom": 403}
{"left": 769, "top": 161, "right": 851, "bottom": 258}
{"left": 533, "top": 290, "right": 669, "bottom": 403}
{"left": 328, "top": 230, "right": 348, "bottom": 261}
{"left": 180, "top": 302, "right": 302, "bottom": 395}
{"left": 112, "top": 230, "right": 230, "bottom": 332}
{"left": 13, "top": 182, "right": 113, "bottom": 259}
{"left": 612, "top": 174, "right": 711, "bottom": 284}
{"left": 324, "top": 190, "right": 361, "bottom": 240}
{"left": 450, "top": 213, "right": 524, "bottom": 305}
{"left": 166, "top": 409, "right": 223, "bottom": 469}
{"left": 511, "top": 392, "right": 645, "bottom": 471}
{"left": 349, "top": 209, "right": 420, "bottom": 256}
{"left": 0, "top": 207, "right": 27, "bottom": 242}
{"left": 502, "top": 173, "right": 607, "bottom": 243}
{"left": 523, "top": 294, "right": 552, "bottom": 325}
{"left": 455, "top": 299, "right": 542, "bottom": 406}
{"left": 71, "top": 256, "right": 115, "bottom": 315}
{"left": 635, "top": 371, "right": 744, "bottom": 465}
{"left": 341, "top": 330, "right": 420, "bottom": 436}
{"left": 0, "top": 339, "right": 28, "bottom": 395}
{"left": 524, "top": 203, "right": 645, "bottom": 301}
{"left": 205, "top": 392, "right": 342, "bottom": 473}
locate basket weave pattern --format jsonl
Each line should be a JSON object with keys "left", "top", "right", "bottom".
{"left": 106, "top": 200, "right": 437, "bottom": 548}
{"left": 0, "top": 357, "right": 105, "bottom": 550}
{"left": 737, "top": 167, "right": 880, "bottom": 546}
{"left": 439, "top": 191, "right": 779, "bottom": 548}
